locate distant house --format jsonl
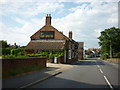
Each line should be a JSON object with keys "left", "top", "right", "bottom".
{"left": 25, "top": 14, "right": 81, "bottom": 64}
{"left": 85, "top": 48, "right": 101, "bottom": 58}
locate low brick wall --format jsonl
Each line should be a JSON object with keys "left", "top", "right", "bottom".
{"left": 46, "top": 58, "right": 52, "bottom": 63}
{"left": 2, "top": 57, "right": 47, "bottom": 72}
{"left": 46, "top": 57, "right": 64, "bottom": 64}
{"left": 67, "top": 57, "right": 78, "bottom": 64}
{"left": 57, "top": 57, "right": 64, "bottom": 64}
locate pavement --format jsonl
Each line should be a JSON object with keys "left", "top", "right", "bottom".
{"left": 2, "top": 62, "right": 73, "bottom": 89}
{"left": 46, "top": 63, "right": 73, "bottom": 72}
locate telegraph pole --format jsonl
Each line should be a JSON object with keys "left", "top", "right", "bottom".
{"left": 110, "top": 40, "right": 112, "bottom": 59}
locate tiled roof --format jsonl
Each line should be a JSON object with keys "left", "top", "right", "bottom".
{"left": 31, "top": 25, "right": 78, "bottom": 44}
{"left": 25, "top": 40, "right": 65, "bottom": 51}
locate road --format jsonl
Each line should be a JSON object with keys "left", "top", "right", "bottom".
{"left": 28, "top": 58, "right": 119, "bottom": 89}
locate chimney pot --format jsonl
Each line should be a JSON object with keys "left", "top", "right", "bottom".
{"left": 45, "top": 14, "right": 51, "bottom": 26}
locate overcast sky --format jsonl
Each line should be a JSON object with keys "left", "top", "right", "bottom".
{"left": 0, "top": 0, "right": 119, "bottom": 49}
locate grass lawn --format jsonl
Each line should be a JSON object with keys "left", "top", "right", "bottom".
{"left": 3, "top": 65, "right": 45, "bottom": 79}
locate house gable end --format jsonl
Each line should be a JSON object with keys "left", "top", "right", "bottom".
{"left": 31, "top": 25, "right": 69, "bottom": 40}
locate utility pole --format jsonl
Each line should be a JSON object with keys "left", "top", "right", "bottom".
{"left": 107, "top": 33, "right": 112, "bottom": 59}
{"left": 110, "top": 40, "right": 112, "bottom": 59}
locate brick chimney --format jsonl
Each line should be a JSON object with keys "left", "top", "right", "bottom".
{"left": 69, "top": 31, "right": 72, "bottom": 40}
{"left": 45, "top": 14, "right": 51, "bottom": 26}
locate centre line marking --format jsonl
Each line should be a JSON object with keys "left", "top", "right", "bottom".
{"left": 99, "top": 68, "right": 103, "bottom": 73}
{"left": 97, "top": 65, "right": 100, "bottom": 68}
{"left": 103, "top": 75, "right": 113, "bottom": 89}
{"left": 95, "top": 61, "right": 99, "bottom": 68}
{"left": 96, "top": 60, "right": 113, "bottom": 89}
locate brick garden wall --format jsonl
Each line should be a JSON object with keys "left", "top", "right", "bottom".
{"left": 67, "top": 58, "right": 78, "bottom": 64}
{"left": 46, "top": 57, "right": 64, "bottom": 64}
{"left": 2, "top": 58, "right": 47, "bottom": 72}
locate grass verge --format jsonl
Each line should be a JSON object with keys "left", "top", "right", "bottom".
{"left": 102, "top": 58, "right": 120, "bottom": 64}
{"left": 3, "top": 65, "right": 45, "bottom": 79}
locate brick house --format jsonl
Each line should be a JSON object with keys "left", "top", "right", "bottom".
{"left": 25, "top": 14, "right": 79, "bottom": 64}
{"left": 85, "top": 48, "right": 101, "bottom": 58}
{"left": 78, "top": 42, "right": 84, "bottom": 60}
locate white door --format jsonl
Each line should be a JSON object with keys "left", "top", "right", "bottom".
{"left": 54, "top": 57, "right": 57, "bottom": 63}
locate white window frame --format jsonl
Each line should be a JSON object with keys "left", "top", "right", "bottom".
{"left": 68, "top": 50, "right": 72, "bottom": 59}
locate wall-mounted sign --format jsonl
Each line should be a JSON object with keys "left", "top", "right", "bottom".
{"left": 40, "top": 31, "right": 54, "bottom": 39}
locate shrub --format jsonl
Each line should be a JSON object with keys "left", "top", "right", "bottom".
{"left": 26, "top": 51, "right": 64, "bottom": 58}
{"left": 2, "top": 55, "right": 16, "bottom": 59}
{"left": 2, "top": 48, "right": 11, "bottom": 55}
{"left": 114, "top": 52, "right": 120, "bottom": 58}
{"left": 2, "top": 55, "right": 28, "bottom": 59}
{"left": 27, "top": 53, "right": 43, "bottom": 57}
{"left": 2, "top": 48, "right": 24, "bottom": 56}
{"left": 100, "top": 53, "right": 109, "bottom": 60}
{"left": 11, "top": 48, "right": 24, "bottom": 56}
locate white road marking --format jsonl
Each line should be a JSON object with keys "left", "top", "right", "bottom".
{"left": 95, "top": 60, "right": 113, "bottom": 89}
{"left": 95, "top": 61, "right": 100, "bottom": 68}
{"left": 103, "top": 75, "right": 113, "bottom": 89}
{"left": 97, "top": 65, "right": 100, "bottom": 68}
{"left": 99, "top": 68, "right": 103, "bottom": 74}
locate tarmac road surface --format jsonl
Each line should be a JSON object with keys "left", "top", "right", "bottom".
{"left": 29, "top": 58, "right": 119, "bottom": 89}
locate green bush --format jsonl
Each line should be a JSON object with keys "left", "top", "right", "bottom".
{"left": 27, "top": 53, "right": 43, "bottom": 57}
{"left": 10, "top": 48, "right": 24, "bottom": 56}
{"left": 2, "top": 49, "right": 64, "bottom": 59}
{"left": 114, "top": 52, "right": 120, "bottom": 58}
{"left": 2, "top": 55, "right": 28, "bottom": 59}
{"left": 2, "top": 48, "right": 11, "bottom": 55}
{"left": 2, "top": 55, "right": 16, "bottom": 59}
{"left": 26, "top": 51, "right": 64, "bottom": 58}
{"left": 2, "top": 48, "right": 24, "bottom": 56}
{"left": 100, "top": 53, "right": 109, "bottom": 60}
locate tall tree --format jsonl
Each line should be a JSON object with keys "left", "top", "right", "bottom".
{"left": 98, "top": 27, "right": 120, "bottom": 58}
{"left": 1, "top": 40, "right": 8, "bottom": 48}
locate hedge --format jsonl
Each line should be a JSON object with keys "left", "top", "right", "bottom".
{"left": 2, "top": 49, "right": 64, "bottom": 59}
{"left": 27, "top": 51, "right": 64, "bottom": 58}
{"left": 2, "top": 48, "right": 24, "bottom": 56}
